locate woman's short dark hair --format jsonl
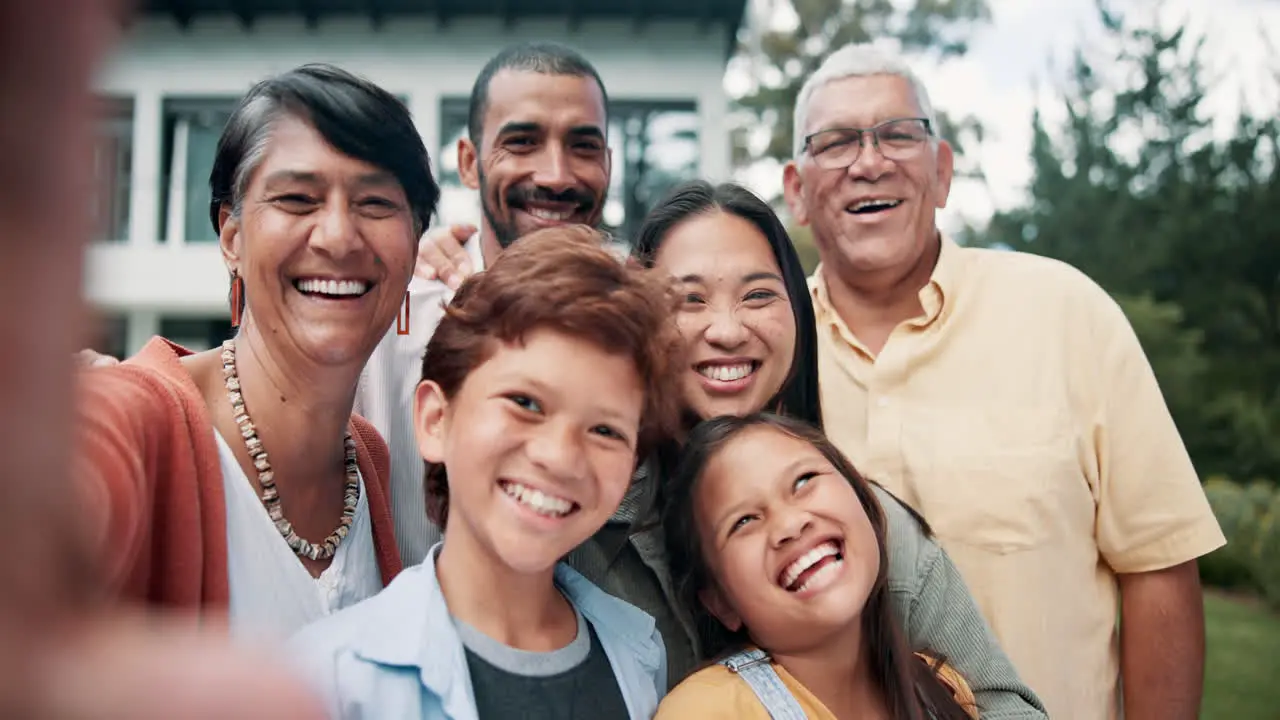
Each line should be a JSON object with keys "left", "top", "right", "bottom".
{"left": 631, "top": 180, "right": 821, "bottom": 428}
{"left": 209, "top": 63, "right": 439, "bottom": 236}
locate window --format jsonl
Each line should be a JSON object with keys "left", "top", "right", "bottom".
{"left": 435, "top": 97, "right": 700, "bottom": 244}
{"left": 606, "top": 101, "right": 699, "bottom": 242}
{"left": 159, "top": 316, "right": 235, "bottom": 353}
{"left": 436, "top": 97, "right": 480, "bottom": 228}
{"left": 93, "top": 97, "right": 133, "bottom": 242}
{"left": 160, "top": 98, "right": 236, "bottom": 244}
{"left": 87, "top": 312, "right": 128, "bottom": 359}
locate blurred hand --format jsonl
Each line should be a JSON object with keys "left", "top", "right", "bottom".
{"left": 34, "top": 613, "right": 328, "bottom": 720}
{"left": 0, "top": 1, "right": 324, "bottom": 718}
{"left": 76, "top": 349, "right": 120, "bottom": 368}
{"left": 415, "top": 223, "right": 477, "bottom": 290}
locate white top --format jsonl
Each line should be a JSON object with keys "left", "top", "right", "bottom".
{"left": 216, "top": 429, "right": 383, "bottom": 640}
{"left": 354, "top": 235, "right": 486, "bottom": 568}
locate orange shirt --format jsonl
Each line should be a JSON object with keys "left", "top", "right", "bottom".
{"left": 75, "top": 337, "right": 402, "bottom": 608}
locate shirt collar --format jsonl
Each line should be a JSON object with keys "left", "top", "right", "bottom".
{"left": 466, "top": 232, "right": 486, "bottom": 273}
{"left": 351, "top": 542, "right": 662, "bottom": 692}
{"left": 809, "top": 232, "right": 961, "bottom": 334}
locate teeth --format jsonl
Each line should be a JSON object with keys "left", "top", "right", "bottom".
{"left": 527, "top": 207, "right": 573, "bottom": 221}
{"left": 794, "top": 558, "right": 843, "bottom": 594}
{"left": 698, "top": 363, "right": 754, "bottom": 382}
{"left": 502, "top": 481, "right": 574, "bottom": 518}
{"left": 296, "top": 278, "right": 369, "bottom": 296}
{"left": 851, "top": 199, "right": 901, "bottom": 212}
{"left": 781, "top": 540, "right": 841, "bottom": 590}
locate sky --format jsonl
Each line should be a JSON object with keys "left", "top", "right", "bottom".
{"left": 732, "top": 0, "right": 1280, "bottom": 235}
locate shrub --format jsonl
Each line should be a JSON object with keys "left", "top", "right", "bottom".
{"left": 1201, "top": 477, "right": 1260, "bottom": 589}
{"left": 1252, "top": 493, "right": 1280, "bottom": 611}
{"left": 1243, "top": 480, "right": 1274, "bottom": 519}
{"left": 1239, "top": 480, "right": 1275, "bottom": 558}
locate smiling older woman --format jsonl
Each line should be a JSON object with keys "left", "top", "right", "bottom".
{"left": 75, "top": 64, "right": 439, "bottom": 639}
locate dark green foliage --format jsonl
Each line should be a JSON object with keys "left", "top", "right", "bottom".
{"left": 980, "top": 2, "right": 1280, "bottom": 483}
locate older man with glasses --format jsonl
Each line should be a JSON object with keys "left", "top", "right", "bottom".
{"left": 783, "top": 43, "right": 1225, "bottom": 720}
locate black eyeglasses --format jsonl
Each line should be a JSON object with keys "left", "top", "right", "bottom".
{"left": 802, "top": 117, "right": 933, "bottom": 170}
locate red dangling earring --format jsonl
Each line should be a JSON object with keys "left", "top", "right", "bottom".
{"left": 230, "top": 272, "right": 243, "bottom": 328}
{"left": 396, "top": 290, "right": 411, "bottom": 335}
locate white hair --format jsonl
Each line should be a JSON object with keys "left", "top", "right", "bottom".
{"left": 792, "top": 43, "right": 939, "bottom": 158}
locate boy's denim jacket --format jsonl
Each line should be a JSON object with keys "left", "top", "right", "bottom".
{"left": 289, "top": 543, "right": 667, "bottom": 720}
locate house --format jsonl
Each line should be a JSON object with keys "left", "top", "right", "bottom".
{"left": 87, "top": 0, "right": 747, "bottom": 355}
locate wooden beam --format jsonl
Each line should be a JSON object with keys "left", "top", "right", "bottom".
{"left": 228, "top": 0, "right": 255, "bottom": 30}
{"left": 630, "top": 0, "right": 647, "bottom": 33}
{"left": 696, "top": 0, "right": 715, "bottom": 33}
{"left": 364, "top": 0, "right": 384, "bottom": 29}
{"left": 300, "top": 0, "right": 320, "bottom": 29}
{"left": 497, "top": 0, "right": 516, "bottom": 29}
{"left": 168, "top": 0, "right": 194, "bottom": 30}
{"left": 567, "top": 0, "right": 581, "bottom": 32}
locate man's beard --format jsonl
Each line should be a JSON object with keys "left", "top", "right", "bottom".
{"left": 477, "top": 169, "right": 604, "bottom": 250}
{"left": 479, "top": 172, "right": 520, "bottom": 249}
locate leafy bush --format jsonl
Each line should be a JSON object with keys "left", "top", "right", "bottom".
{"left": 1202, "top": 477, "right": 1261, "bottom": 589}
{"left": 1243, "top": 480, "right": 1274, "bottom": 518}
{"left": 1253, "top": 493, "right": 1280, "bottom": 611}
{"left": 1240, "top": 481, "right": 1275, "bottom": 557}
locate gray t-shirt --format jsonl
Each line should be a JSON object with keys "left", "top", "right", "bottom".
{"left": 455, "top": 605, "right": 629, "bottom": 720}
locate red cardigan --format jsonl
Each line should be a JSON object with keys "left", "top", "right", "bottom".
{"left": 76, "top": 337, "right": 402, "bottom": 610}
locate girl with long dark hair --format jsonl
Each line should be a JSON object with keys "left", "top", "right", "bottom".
{"left": 655, "top": 413, "right": 977, "bottom": 719}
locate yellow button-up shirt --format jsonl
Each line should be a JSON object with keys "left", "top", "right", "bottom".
{"left": 810, "top": 237, "right": 1225, "bottom": 719}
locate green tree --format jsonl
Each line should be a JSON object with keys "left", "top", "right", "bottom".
{"left": 1114, "top": 294, "right": 1207, "bottom": 424}
{"left": 732, "top": 0, "right": 992, "bottom": 172}
{"left": 983, "top": 2, "right": 1280, "bottom": 481}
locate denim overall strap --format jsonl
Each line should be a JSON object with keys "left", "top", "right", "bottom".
{"left": 721, "top": 649, "right": 808, "bottom": 719}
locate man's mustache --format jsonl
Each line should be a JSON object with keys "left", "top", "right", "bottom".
{"left": 506, "top": 185, "right": 597, "bottom": 213}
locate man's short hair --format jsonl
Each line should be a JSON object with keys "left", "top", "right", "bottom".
{"left": 211, "top": 63, "right": 439, "bottom": 236}
{"left": 792, "top": 43, "right": 939, "bottom": 158}
{"left": 467, "top": 41, "right": 609, "bottom": 145}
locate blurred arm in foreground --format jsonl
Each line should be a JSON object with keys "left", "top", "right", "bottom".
{"left": 0, "top": 0, "right": 323, "bottom": 717}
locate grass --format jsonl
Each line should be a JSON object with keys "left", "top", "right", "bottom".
{"left": 1201, "top": 589, "right": 1280, "bottom": 720}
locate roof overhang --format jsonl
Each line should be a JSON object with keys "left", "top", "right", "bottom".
{"left": 139, "top": 0, "right": 748, "bottom": 57}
